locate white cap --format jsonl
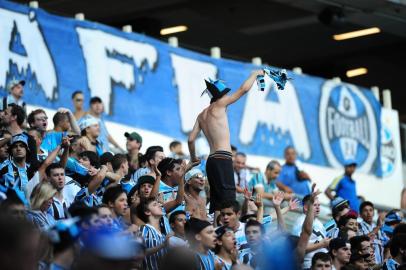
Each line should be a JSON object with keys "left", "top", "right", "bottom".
{"left": 184, "top": 167, "right": 203, "bottom": 182}
{"left": 79, "top": 116, "right": 99, "bottom": 131}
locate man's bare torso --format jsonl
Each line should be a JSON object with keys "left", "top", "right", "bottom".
{"left": 197, "top": 104, "right": 231, "bottom": 154}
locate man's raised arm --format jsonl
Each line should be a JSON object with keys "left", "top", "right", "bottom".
{"left": 218, "top": 70, "right": 264, "bottom": 107}
{"left": 188, "top": 118, "right": 201, "bottom": 162}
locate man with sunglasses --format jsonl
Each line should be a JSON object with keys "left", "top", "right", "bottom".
{"left": 184, "top": 167, "right": 207, "bottom": 220}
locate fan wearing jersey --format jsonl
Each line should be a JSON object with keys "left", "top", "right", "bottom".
{"left": 185, "top": 218, "right": 217, "bottom": 270}
{"left": 137, "top": 197, "right": 171, "bottom": 270}
{"left": 220, "top": 200, "right": 247, "bottom": 250}
{"left": 214, "top": 226, "right": 239, "bottom": 270}
{"left": 291, "top": 193, "right": 330, "bottom": 269}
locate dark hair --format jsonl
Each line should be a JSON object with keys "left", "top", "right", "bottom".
{"left": 136, "top": 197, "right": 156, "bottom": 223}
{"left": 169, "top": 141, "right": 181, "bottom": 150}
{"left": 311, "top": 252, "right": 331, "bottom": 267}
{"left": 266, "top": 160, "right": 280, "bottom": 171}
{"left": 52, "top": 112, "right": 68, "bottom": 127}
{"left": 220, "top": 200, "right": 240, "bottom": 214}
{"left": 349, "top": 235, "right": 370, "bottom": 254}
{"left": 111, "top": 154, "right": 127, "bottom": 172}
{"left": 235, "top": 152, "right": 246, "bottom": 158}
{"left": 102, "top": 185, "right": 126, "bottom": 205}
{"left": 393, "top": 223, "right": 406, "bottom": 236}
{"left": 99, "top": 152, "right": 114, "bottom": 166}
{"left": 359, "top": 201, "right": 374, "bottom": 213}
{"left": 0, "top": 189, "right": 24, "bottom": 210}
{"left": 90, "top": 96, "right": 102, "bottom": 105}
{"left": 79, "top": 151, "right": 100, "bottom": 168}
{"left": 337, "top": 211, "right": 358, "bottom": 228}
{"left": 27, "top": 108, "right": 45, "bottom": 127}
{"left": 158, "top": 157, "right": 183, "bottom": 179}
{"left": 169, "top": 210, "right": 186, "bottom": 224}
{"left": 337, "top": 227, "right": 352, "bottom": 241}
{"left": 302, "top": 194, "right": 312, "bottom": 206}
{"left": 68, "top": 202, "right": 98, "bottom": 221}
{"left": 145, "top": 146, "right": 164, "bottom": 163}
{"left": 390, "top": 233, "right": 406, "bottom": 257}
{"left": 245, "top": 219, "right": 265, "bottom": 235}
{"left": 231, "top": 145, "right": 237, "bottom": 152}
{"left": 72, "top": 90, "right": 83, "bottom": 99}
{"left": 9, "top": 104, "right": 26, "bottom": 126}
{"left": 45, "top": 163, "right": 64, "bottom": 177}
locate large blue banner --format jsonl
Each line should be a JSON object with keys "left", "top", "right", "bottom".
{"left": 0, "top": 1, "right": 381, "bottom": 175}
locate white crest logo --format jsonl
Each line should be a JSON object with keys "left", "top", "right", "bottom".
{"left": 319, "top": 80, "right": 377, "bottom": 172}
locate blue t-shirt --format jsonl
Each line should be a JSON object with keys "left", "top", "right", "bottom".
{"left": 328, "top": 175, "right": 359, "bottom": 213}
{"left": 277, "top": 164, "right": 310, "bottom": 196}
{"left": 159, "top": 181, "right": 184, "bottom": 213}
{"left": 41, "top": 131, "right": 67, "bottom": 152}
{"left": 248, "top": 173, "right": 278, "bottom": 194}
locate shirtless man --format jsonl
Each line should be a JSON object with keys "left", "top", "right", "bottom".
{"left": 188, "top": 70, "right": 265, "bottom": 215}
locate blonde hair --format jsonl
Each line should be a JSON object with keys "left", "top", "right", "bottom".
{"left": 30, "top": 182, "right": 57, "bottom": 210}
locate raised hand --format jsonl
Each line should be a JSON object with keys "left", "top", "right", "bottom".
{"left": 309, "top": 183, "right": 321, "bottom": 204}
{"left": 272, "top": 191, "right": 285, "bottom": 207}
{"left": 243, "top": 187, "right": 252, "bottom": 201}
{"left": 184, "top": 159, "right": 201, "bottom": 173}
{"left": 61, "top": 136, "right": 71, "bottom": 149}
{"left": 254, "top": 193, "right": 263, "bottom": 209}
{"left": 152, "top": 163, "right": 162, "bottom": 178}
{"left": 289, "top": 198, "right": 300, "bottom": 211}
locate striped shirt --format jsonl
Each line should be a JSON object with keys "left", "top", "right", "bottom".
{"left": 142, "top": 223, "right": 167, "bottom": 270}
{"left": 383, "top": 258, "right": 400, "bottom": 270}
{"left": 359, "top": 220, "right": 384, "bottom": 264}
{"left": 214, "top": 255, "right": 232, "bottom": 270}
{"left": 196, "top": 250, "right": 215, "bottom": 270}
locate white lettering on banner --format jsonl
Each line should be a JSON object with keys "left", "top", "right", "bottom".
{"left": 170, "top": 54, "right": 217, "bottom": 132}
{"left": 0, "top": 8, "right": 57, "bottom": 98}
{"left": 76, "top": 28, "right": 158, "bottom": 114}
{"left": 319, "top": 80, "right": 377, "bottom": 172}
{"left": 239, "top": 75, "right": 311, "bottom": 159}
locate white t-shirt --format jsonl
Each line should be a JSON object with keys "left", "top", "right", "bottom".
{"left": 235, "top": 222, "right": 247, "bottom": 250}
{"left": 291, "top": 214, "right": 327, "bottom": 269}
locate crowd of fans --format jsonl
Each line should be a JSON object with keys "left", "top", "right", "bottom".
{"left": 0, "top": 79, "right": 405, "bottom": 270}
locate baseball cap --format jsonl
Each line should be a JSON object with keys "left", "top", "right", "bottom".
{"left": 10, "top": 134, "right": 29, "bottom": 149}
{"left": 136, "top": 175, "right": 155, "bottom": 190}
{"left": 184, "top": 168, "right": 203, "bottom": 182}
{"left": 331, "top": 197, "right": 349, "bottom": 210}
{"left": 89, "top": 96, "right": 102, "bottom": 104}
{"left": 344, "top": 159, "right": 357, "bottom": 167}
{"left": 79, "top": 117, "right": 99, "bottom": 131}
{"left": 384, "top": 212, "right": 402, "bottom": 225}
{"left": 124, "top": 132, "right": 142, "bottom": 144}
{"left": 185, "top": 217, "right": 212, "bottom": 236}
{"left": 215, "top": 226, "right": 233, "bottom": 239}
{"left": 329, "top": 238, "right": 348, "bottom": 251}
{"left": 46, "top": 218, "right": 81, "bottom": 252}
{"left": 7, "top": 79, "right": 25, "bottom": 92}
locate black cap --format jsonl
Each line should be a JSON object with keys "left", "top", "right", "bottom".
{"left": 185, "top": 218, "right": 211, "bottom": 236}
{"left": 137, "top": 175, "right": 155, "bottom": 190}
{"left": 90, "top": 96, "right": 102, "bottom": 104}
{"left": 215, "top": 226, "right": 233, "bottom": 239}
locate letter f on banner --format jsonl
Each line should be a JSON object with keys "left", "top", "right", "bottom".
{"left": 239, "top": 75, "right": 310, "bottom": 159}
{"left": 76, "top": 28, "right": 157, "bottom": 115}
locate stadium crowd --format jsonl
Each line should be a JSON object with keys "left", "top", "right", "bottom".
{"left": 0, "top": 79, "right": 405, "bottom": 270}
